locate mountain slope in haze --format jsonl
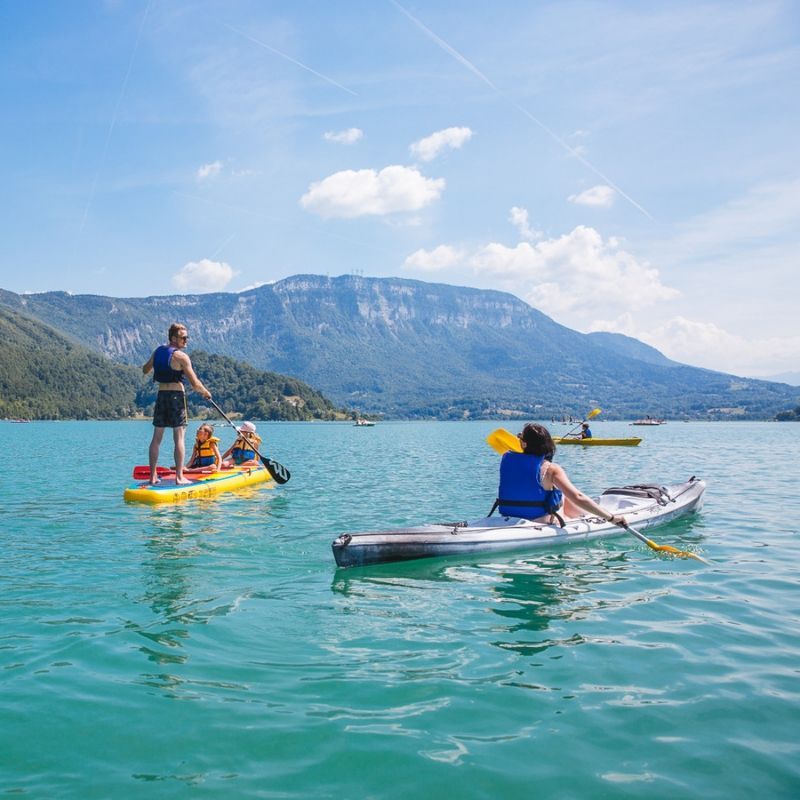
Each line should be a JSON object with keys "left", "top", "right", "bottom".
{"left": 585, "top": 331, "right": 679, "bottom": 368}
{"left": 1, "top": 276, "right": 796, "bottom": 419}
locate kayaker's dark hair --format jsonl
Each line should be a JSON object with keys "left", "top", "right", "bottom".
{"left": 520, "top": 423, "right": 556, "bottom": 461}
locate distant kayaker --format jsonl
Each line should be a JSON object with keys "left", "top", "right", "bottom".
{"left": 221, "top": 421, "right": 262, "bottom": 467}
{"left": 497, "top": 423, "right": 627, "bottom": 526}
{"left": 142, "top": 323, "right": 212, "bottom": 485}
{"left": 579, "top": 422, "right": 593, "bottom": 439}
{"left": 185, "top": 423, "right": 222, "bottom": 473}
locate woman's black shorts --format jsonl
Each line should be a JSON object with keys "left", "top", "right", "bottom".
{"left": 152, "top": 390, "right": 188, "bottom": 428}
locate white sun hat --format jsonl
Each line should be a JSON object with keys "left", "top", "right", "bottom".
{"left": 238, "top": 421, "right": 257, "bottom": 433}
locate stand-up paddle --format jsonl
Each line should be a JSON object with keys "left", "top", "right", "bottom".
{"left": 484, "top": 427, "right": 704, "bottom": 562}
{"left": 207, "top": 398, "right": 291, "bottom": 484}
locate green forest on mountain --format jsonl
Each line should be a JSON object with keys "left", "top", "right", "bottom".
{"left": 0, "top": 308, "right": 344, "bottom": 421}
{"left": 136, "top": 352, "right": 346, "bottom": 421}
{"left": 776, "top": 406, "right": 800, "bottom": 421}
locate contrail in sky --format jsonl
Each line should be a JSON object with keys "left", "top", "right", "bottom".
{"left": 80, "top": 0, "right": 152, "bottom": 232}
{"left": 210, "top": 232, "right": 237, "bottom": 259}
{"left": 222, "top": 22, "right": 358, "bottom": 96}
{"left": 390, "top": 0, "right": 653, "bottom": 220}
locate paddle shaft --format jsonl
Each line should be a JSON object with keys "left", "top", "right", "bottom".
{"left": 207, "top": 398, "right": 290, "bottom": 484}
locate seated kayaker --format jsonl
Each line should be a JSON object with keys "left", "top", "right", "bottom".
{"left": 579, "top": 423, "right": 592, "bottom": 439}
{"left": 185, "top": 423, "right": 222, "bottom": 473}
{"left": 222, "top": 421, "right": 262, "bottom": 467}
{"left": 496, "top": 423, "right": 627, "bottom": 526}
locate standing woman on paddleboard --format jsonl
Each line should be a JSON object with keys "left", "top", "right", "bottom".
{"left": 498, "top": 423, "right": 626, "bottom": 526}
{"left": 142, "top": 323, "right": 211, "bottom": 485}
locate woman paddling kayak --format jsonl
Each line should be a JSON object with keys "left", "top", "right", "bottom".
{"left": 497, "top": 423, "right": 627, "bottom": 526}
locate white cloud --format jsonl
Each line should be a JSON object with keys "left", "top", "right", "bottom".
{"left": 568, "top": 185, "right": 615, "bottom": 208}
{"left": 410, "top": 126, "right": 473, "bottom": 162}
{"left": 196, "top": 161, "right": 223, "bottom": 181}
{"left": 593, "top": 314, "right": 800, "bottom": 378}
{"left": 323, "top": 127, "right": 364, "bottom": 144}
{"left": 404, "top": 245, "right": 465, "bottom": 271}
{"left": 470, "top": 225, "right": 679, "bottom": 318}
{"left": 172, "top": 259, "right": 237, "bottom": 292}
{"left": 300, "top": 165, "right": 445, "bottom": 218}
{"left": 509, "top": 206, "right": 540, "bottom": 241}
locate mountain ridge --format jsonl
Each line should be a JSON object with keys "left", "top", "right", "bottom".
{"left": 1, "top": 275, "right": 796, "bottom": 419}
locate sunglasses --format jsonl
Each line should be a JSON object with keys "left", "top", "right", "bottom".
{"left": 179, "top": 335, "right": 189, "bottom": 341}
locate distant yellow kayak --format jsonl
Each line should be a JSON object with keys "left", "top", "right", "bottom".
{"left": 124, "top": 465, "right": 272, "bottom": 504}
{"left": 554, "top": 437, "right": 641, "bottom": 447}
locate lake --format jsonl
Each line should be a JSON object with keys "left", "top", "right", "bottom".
{"left": 2, "top": 419, "right": 799, "bottom": 798}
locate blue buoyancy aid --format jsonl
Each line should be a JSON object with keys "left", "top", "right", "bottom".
{"left": 498, "top": 452, "right": 564, "bottom": 520}
{"left": 152, "top": 345, "right": 185, "bottom": 384}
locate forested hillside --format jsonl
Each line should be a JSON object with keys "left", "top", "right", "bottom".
{"left": 0, "top": 307, "right": 344, "bottom": 421}
{"left": 136, "top": 351, "right": 345, "bottom": 421}
{"left": 0, "top": 307, "right": 141, "bottom": 419}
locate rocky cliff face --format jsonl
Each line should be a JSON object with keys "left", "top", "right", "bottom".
{"left": 1, "top": 277, "right": 795, "bottom": 418}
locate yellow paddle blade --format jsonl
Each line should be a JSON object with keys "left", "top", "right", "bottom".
{"left": 625, "top": 523, "right": 709, "bottom": 564}
{"left": 587, "top": 408, "right": 602, "bottom": 420}
{"left": 644, "top": 538, "right": 709, "bottom": 564}
{"left": 486, "top": 428, "right": 523, "bottom": 455}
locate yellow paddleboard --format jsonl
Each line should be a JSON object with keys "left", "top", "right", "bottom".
{"left": 124, "top": 465, "right": 272, "bottom": 504}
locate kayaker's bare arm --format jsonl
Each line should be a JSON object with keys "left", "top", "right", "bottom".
{"left": 546, "top": 463, "right": 626, "bottom": 525}
{"left": 172, "top": 351, "right": 211, "bottom": 399}
{"left": 142, "top": 353, "right": 154, "bottom": 375}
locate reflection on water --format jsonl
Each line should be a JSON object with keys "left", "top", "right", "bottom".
{"left": 130, "top": 494, "right": 280, "bottom": 674}
{"left": 330, "top": 543, "right": 646, "bottom": 665}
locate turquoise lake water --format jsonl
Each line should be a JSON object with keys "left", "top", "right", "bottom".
{"left": 2, "top": 419, "right": 799, "bottom": 798}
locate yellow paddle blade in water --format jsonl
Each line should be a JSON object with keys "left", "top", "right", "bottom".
{"left": 627, "top": 524, "right": 709, "bottom": 564}
{"left": 486, "top": 428, "right": 523, "bottom": 455}
{"left": 650, "top": 542, "right": 710, "bottom": 564}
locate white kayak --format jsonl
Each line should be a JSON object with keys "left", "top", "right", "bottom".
{"left": 332, "top": 477, "right": 706, "bottom": 568}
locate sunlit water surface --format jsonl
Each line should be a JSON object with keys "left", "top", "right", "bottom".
{"left": 1, "top": 420, "right": 799, "bottom": 798}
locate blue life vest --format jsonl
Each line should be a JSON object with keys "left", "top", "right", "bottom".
{"left": 581, "top": 426, "right": 593, "bottom": 439}
{"left": 152, "top": 345, "right": 184, "bottom": 384}
{"left": 498, "top": 452, "right": 563, "bottom": 520}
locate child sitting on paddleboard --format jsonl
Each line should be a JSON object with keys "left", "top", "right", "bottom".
{"left": 185, "top": 423, "right": 222, "bottom": 473}
{"left": 221, "top": 421, "right": 262, "bottom": 467}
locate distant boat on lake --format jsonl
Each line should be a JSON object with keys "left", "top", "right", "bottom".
{"left": 354, "top": 418, "right": 375, "bottom": 427}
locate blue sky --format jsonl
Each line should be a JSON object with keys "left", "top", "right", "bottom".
{"left": 2, "top": 1, "right": 799, "bottom": 380}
